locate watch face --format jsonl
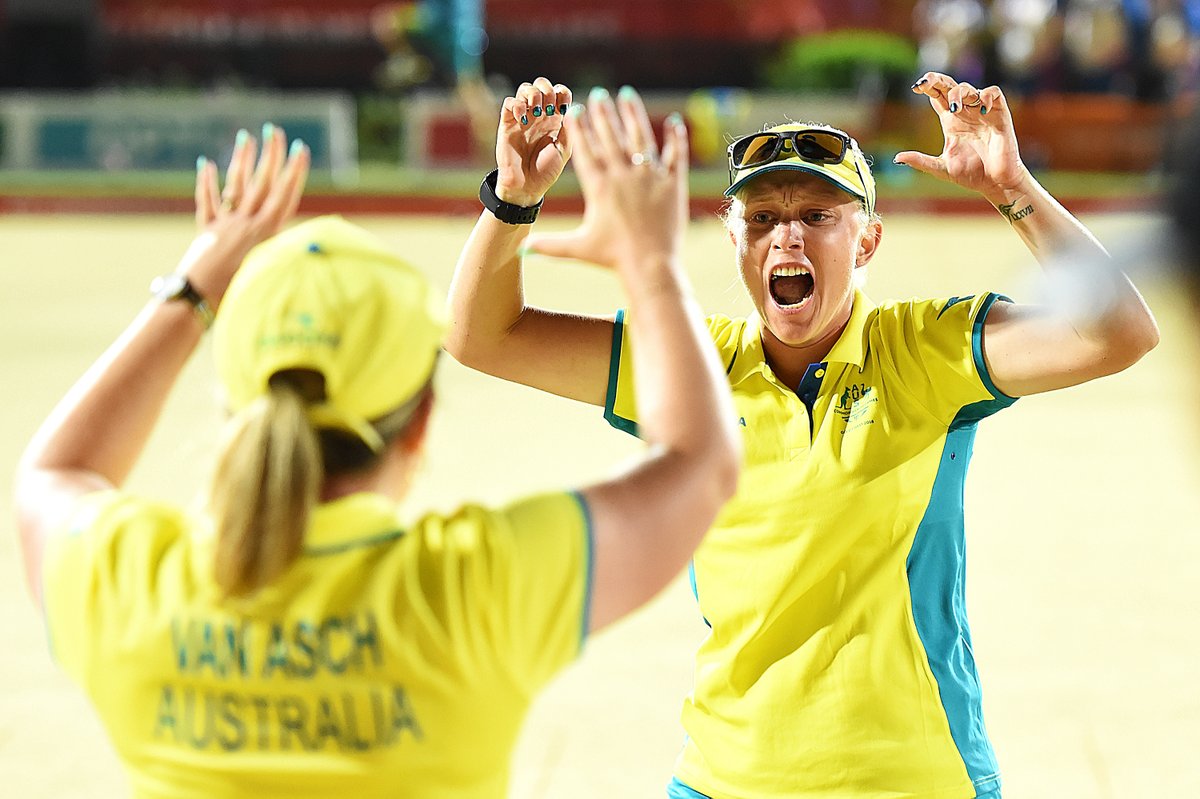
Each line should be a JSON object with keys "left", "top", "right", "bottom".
{"left": 151, "top": 273, "right": 187, "bottom": 300}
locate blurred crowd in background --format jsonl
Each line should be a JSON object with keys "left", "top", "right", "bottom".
{"left": 0, "top": 0, "right": 1196, "bottom": 174}
{"left": 918, "top": 0, "right": 1199, "bottom": 101}
{"left": 2, "top": 0, "right": 1196, "bottom": 99}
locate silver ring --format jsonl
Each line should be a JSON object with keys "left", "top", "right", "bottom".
{"left": 962, "top": 95, "right": 982, "bottom": 108}
{"left": 630, "top": 151, "right": 653, "bottom": 167}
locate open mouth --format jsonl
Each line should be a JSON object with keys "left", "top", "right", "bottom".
{"left": 769, "top": 266, "right": 814, "bottom": 308}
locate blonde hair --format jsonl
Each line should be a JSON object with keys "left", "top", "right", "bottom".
{"left": 208, "top": 369, "right": 433, "bottom": 598}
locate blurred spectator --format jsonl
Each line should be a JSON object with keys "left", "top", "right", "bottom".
{"left": 372, "top": 0, "right": 496, "bottom": 163}
{"left": 913, "top": 0, "right": 991, "bottom": 85}
{"left": 1060, "top": 0, "right": 1129, "bottom": 91}
{"left": 990, "top": 0, "right": 1065, "bottom": 93}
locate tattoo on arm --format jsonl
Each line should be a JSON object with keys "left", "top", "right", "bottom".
{"left": 998, "top": 200, "right": 1035, "bottom": 223}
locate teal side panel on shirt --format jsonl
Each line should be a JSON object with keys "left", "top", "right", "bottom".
{"left": 603, "top": 309, "right": 640, "bottom": 438}
{"left": 906, "top": 292, "right": 1014, "bottom": 794}
{"left": 906, "top": 417, "right": 1001, "bottom": 792}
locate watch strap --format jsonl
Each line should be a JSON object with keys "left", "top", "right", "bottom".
{"left": 151, "top": 274, "right": 215, "bottom": 329}
{"left": 181, "top": 282, "right": 216, "bottom": 329}
{"left": 479, "top": 169, "right": 543, "bottom": 225}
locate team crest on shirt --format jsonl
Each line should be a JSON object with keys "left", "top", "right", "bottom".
{"left": 833, "top": 383, "right": 877, "bottom": 434}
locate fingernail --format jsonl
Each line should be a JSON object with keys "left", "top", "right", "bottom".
{"left": 262, "top": 122, "right": 275, "bottom": 140}
{"left": 981, "top": 106, "right": 989, "bottom": 115}
{"left": 235, "top": 129, "right": 248, "bottom": 148}
{"left": 516, "top": 243, "right": 532, "bottom": 258}
{"left": 567, "top": 104, "right": 583, "bottom": 118}
{"left": 196, "top": 155, "right": 207, "bottom": 172}
{"left": 559, "top": 103, "right": 568, "bottom": 115}
{"left": 289, "top": 139, "right": 305, "bottom": 157}
{"left": 520, "top": 114, "right": 529, "bottom": 125}
{"left": 545, "top": 104, "right": 555, "bottom": 116}
{"left": 589, "top": 86, "right": 609, "bottom": 102}
{"left": 949, "top": 102, "right": 958, "bottom": 113}
{"left": 892, "top": 156, "right": 901, "bottom": 164}
{"left": 666, "top": 112, "right": 683, "bottom": 127}
{"left": 532, "top": 106, "right": 542, "bottom": 118}
{"left": 618, "top": 85, "right": 636, "bottom": 101}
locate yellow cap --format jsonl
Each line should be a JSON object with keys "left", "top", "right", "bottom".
{"left": 213, "top": 216, "right": 444, "bottom": 447}
{"left": 725, "top": 123, "right": 876, "bottom": 216}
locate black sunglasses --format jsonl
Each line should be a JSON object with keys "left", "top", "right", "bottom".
{"left": 727, "top": 128, "right": 851, "bottom": 183}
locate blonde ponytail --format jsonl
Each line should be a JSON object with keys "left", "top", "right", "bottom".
{"left": 209, "top": 378, "right": 321, "bottom": 598}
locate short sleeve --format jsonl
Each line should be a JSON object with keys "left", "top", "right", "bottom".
{"left": 41, "top": 492, "right": 187, "bottom": 683}
{"left": 471, "top": 491, "right": 594, "bottom": 696}
{"left": 874, "top": 293, "right": 1017, "bottom": 425}
{"left": 603, "top": 310, "right": 739, "bottom": 438}
{"left": 603, "top": 309, "right": 639, "bottom": 436}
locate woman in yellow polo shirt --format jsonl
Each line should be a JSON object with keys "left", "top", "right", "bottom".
{"left": 448, "top": 75, "right": 1159, "bottom": 798}
{"left": 14, "top": 91, "right": 739, "bottom": 798}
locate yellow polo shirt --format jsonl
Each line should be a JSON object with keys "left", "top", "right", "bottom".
{"left": 607, "top": 291, "right": 1015, "bottom": 799}
{"left": 41, "top": 489, "right": 593, "bottom": 799}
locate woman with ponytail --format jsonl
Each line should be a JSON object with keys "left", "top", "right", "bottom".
{"left": 15, "top": 83, "right": 740, "bottom": 799}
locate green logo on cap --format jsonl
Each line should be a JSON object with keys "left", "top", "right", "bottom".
{"left": 257, "top": 312, "right": 341, "bottom": 349}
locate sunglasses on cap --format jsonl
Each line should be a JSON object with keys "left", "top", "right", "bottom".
{"left": 726, "top": 128, "right": 851, "bottom": 183}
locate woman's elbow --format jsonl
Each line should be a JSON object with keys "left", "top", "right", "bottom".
{"left": 1114, "top": 312, "right": 1160, "bottom": 369}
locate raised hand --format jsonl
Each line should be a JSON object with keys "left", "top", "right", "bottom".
{"left": 524, "top": 86, "right": 690, "bottom": 273}
{"left": 186, "top": 124, "right": 310, "bottom": 307}
{"left": 894, "top": 72, "right": 1029, "bottom": 204}
{"left": 495, "top": 77, "right": 574, "bottom": 207}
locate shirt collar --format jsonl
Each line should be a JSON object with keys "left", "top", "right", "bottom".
{"left": 307, "top": 492, "right": 404, "bottom": 550}
{"left": 739, "top": 290, "right": 876, "bottom": 383}
{"left": 824, "top": 289, "right": 876, "bottom": 368}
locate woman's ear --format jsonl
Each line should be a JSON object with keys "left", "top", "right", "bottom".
{"left": 856, "top": 217, "right": 883, "bottom": 267}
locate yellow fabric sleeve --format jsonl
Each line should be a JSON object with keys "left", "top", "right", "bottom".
{"left": 41, "top": 491, "right": 188, "bottom": 684}
{"left": 872, "top": 293, "right": 1017, "bottom": 424}
{"left": 460, "top": 491, "right": 593, "bottom": 697}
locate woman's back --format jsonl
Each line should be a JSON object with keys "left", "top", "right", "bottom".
{"left": 45, "top": 490, "right": 590, "bottom": 799}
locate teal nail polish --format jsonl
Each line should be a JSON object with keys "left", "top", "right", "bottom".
{"left": 196, "top": 155, "right": 207, "bottom": 172}
{"left": 532, "top": 106, "right": 542, "bottom": 118}
{"left": 289, "top": 139, "right": 305, "bottom": 157}
{"left": 520, "top": 114, "right": 529, "bottom": 125}
{"left": 618, "top": 85, "right": 636, "bottom": 100}
{"left": 545, "top": 104, "right": 555, "bottom": 116}
{"left": 559, "top": 103, "right": 568, "bottom": 115}
{"left": 589, "top": 86, "right": 609, "bottom": 102}
{"left": 949, "top": 102, "right": 958, "bottom": 113}
{"left": 516, "top": 243, "right": 532, "bottom": 258}
{"left": 567, "top": 104, "right": 583, "bottom": 118}
{"left": 235, "top": 129, "right": 248, "bottom": 148}
{"left": 262, "top": 122, "right": 275, "bottom": 140}
{"left": 981, "top": 106, "right": 989, "bottom": 115}
{"left": 666, "top": 112, "right": 683, "bottom": 127}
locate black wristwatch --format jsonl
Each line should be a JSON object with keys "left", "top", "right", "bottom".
{"left": 150, "top": 273, "right": 215, "bottom": 329}
{"left": 479, "top": 169, "right": 543, "bottom": 225}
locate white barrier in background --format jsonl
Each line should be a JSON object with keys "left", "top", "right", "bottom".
{"left": 0, "top": 90, "right": 358, "bottom": 183}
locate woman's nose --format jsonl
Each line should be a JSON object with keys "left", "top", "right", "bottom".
{"left": 771, "top": 220, "right": 804, "bottom": 249}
